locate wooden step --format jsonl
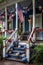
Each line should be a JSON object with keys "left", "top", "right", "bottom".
{"left": 9, "top": 53, "right": 20, "bottom": 56}
{"left": 6, "top": 57, "right": 23, "bottom": 62}
{"left": 6, "top": 57, "right": 27, "bottom": 62}
{"left": 12, "top": 50, "right": 25, "bottom": 54}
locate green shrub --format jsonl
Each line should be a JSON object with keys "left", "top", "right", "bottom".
{"left": 0, "top": 36, "right": 6, "bottom": 60}
{"left": 0, "top": 0, "right": 5, "bottom": 3}
{"left": 31, "top": 45, "right": 43, "bottom": 63}
{"left": 0, "top": 36, "right": 6, "bottom": 45}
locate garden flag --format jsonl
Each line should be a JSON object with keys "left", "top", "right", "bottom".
{"left": 17, "top": 4, "right": 24, "bottom": 22}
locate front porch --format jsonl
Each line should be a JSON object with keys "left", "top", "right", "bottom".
{"left": 0, "top": 0, "right": 43, "bottom": 64}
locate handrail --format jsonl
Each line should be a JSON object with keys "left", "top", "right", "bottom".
{"left": 27, "top": 28, "right": 43, "bottom": 44}
{"left": 2, "top": 28, "right": 18, "bottom": 55}
{"left": 5, "top": 29, "right": 17, "bottom": 53}
{"left": 28, "top": 28, "right": 36, "bottom": 43}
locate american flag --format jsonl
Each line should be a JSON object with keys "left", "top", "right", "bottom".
{"left": 17, "top": 4, "right": 24, "bottom": 22}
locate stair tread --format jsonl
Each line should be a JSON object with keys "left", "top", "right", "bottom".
{"left": 12, "top": 50, "right": 25, "bottom": 53}
{"left": 7, "top": 53, "right": 26, "bottom": 57}
{"left": 6, "top": 42, "right": 27, "bottom": 62}
{"left": 20, "top": 54, "right": 26, "bottom": 57}
{"left": 6, "top": 56, "right": 27, "bottom": 61}
{"left": 13, "top": 48, "right": 26, "bottom": 50}
{"left": 9, "top": 53, "right": 20, "bottom": 56}
{"left": 14, "top": 47, "right": 26, "bottom": 48}
{"left": 6, "top": 57, "right": 23, "bottom": 61}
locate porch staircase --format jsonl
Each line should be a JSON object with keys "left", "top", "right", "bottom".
{"left": 5, "top": 41, "right": 27, "bottom": 63}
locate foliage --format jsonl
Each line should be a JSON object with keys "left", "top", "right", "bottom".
{"left": 0, "top": 36, "right": 6, "bottom": 40}
{"left": 30, "top": 45, "right": 43, "bottom": 63}
{"left": 35, "top": 63, "right": 43, "bottom": 65}
{"left": 0, "top": 0, "right": 5, "bottom": 3}
{"left": 0, "top": 36, "right": 6, "bottom": 45}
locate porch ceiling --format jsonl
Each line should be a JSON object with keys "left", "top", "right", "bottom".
{"left": 19, "top": 0, "right": 43, "bottom": 8}
{"left": 0, "top": 0, "right": 24, "bottom": 10}
{"left": 0, "top": 0, "right": 43, "bottom": 10}
{"left": 0, "top": 0, "right": 43, "bottom": 14}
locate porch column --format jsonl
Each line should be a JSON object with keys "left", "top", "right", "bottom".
{"left": 33, "top": 0, "right": 35, "bottom": 29}
{"left": 5, "top": 7, "right": 7, "bottom": 38}
{"left": 15, "top": 3, "right": 18, "bottom": 40}
{"left": 5, "top": 7, "right": 7, "bottom": 30}
{"left": 32, "top": 0, "right": 35, "bottom": 40}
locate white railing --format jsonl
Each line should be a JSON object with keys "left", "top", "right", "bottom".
{"left": 6, "top": 29, "right": 17, "bottom": 52}
{"left": 27, "top": 28, "right": 35, "bottom": 44}
{"left": 36, "top": 28, "right": 43, "bottom": 40}
{"left": 0, "top": 28, "right": 17, "bottom": 58}
{"left": 6, "top": 30, "right": 17, "bottom": 53}
{"left": 26, "top": 28, "right": 43, "bottom": 62}
{"left": 26, "top": 28, "right": 36, "bottom": 62}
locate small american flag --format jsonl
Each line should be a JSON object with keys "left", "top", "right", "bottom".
{"left": 17, "top": 4, "right": 24, "bottom": 22}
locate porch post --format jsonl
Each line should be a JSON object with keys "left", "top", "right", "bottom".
{"left": 32, "top": 0, "right": 35, "bottom": 40}
{"left": 3, "top": 40, "right": 6, "bottom": 58}
{"left": 3, "top": 7, "right": 7, "bottom": 58}
{"left": 5, "top": 7, "right": 7, "bottom": 30}
{"left": 15, "top": 3, "right": 18, "bottom": 40}
{"left": 5, "top": 7, "right": 7, "bottom": 38}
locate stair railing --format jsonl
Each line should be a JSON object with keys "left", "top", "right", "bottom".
{"left": 6, "top": 29, "right": 17, "bottom": 52}
{"left": 26, "top": 27, "right": 43, "bottom": 62}
{"left": 0, "top": 28, "right": 17, "bottom": 58}
{"left": 26, "top": 28, "right": 36, "bottom": 62}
